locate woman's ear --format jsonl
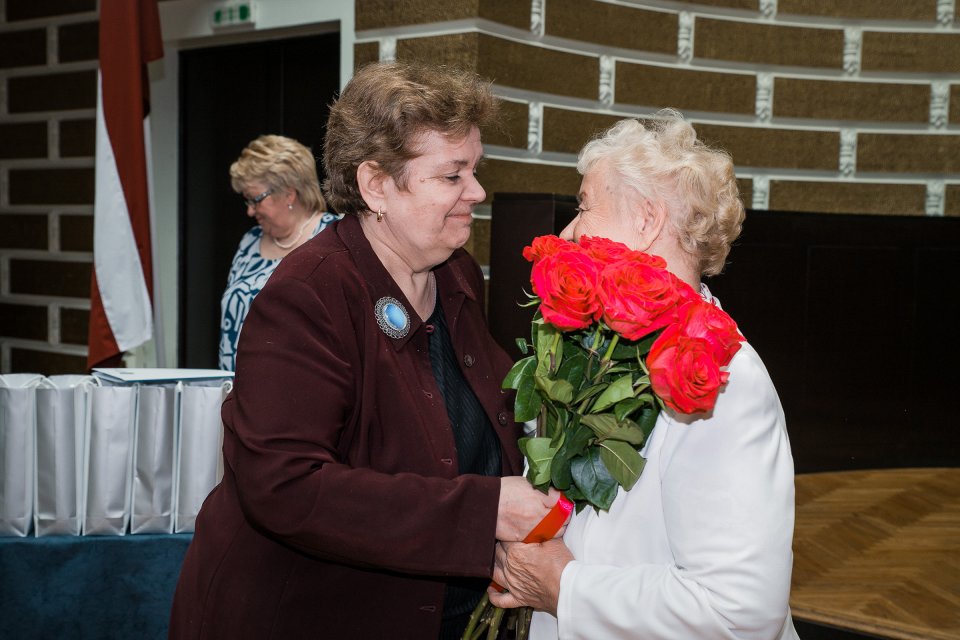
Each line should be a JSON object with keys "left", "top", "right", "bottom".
{"left": 635, "top": 198, "right": 668, "bottom": 253}
{"left": 357, "top": 160, "right": 386, "bottom": 214}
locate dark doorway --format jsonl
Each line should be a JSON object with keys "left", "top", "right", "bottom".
{"left": 178, "top": 32, "right": 340, "bottom": 368}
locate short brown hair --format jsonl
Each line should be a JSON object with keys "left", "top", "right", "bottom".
{"left": 322, "top": 61, "right": 498, "bottom": 216}
{"left": 230, "top": 134, "right": 326, "bottom": 213}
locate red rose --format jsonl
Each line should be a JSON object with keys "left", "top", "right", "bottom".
{"left": 677, "top": 299, "right": 743, "bottom": 366}
{"left": 598, "top": 255, "right": 685, "bottom": 341}
{"left": 531, "top": 249, "right": 602, "bottom": 331}
{"left": 523, "top": 235, "right": 575, "bottom": 263}
{"left": 671, "top": 275, "right": 701, "bottom": 305}
{"left": 647, "top": 323, "right": 730, "bottom": 414}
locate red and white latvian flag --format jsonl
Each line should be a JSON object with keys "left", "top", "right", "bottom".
{"left": 88, "top": 0, "right": 164, "bottom": 370}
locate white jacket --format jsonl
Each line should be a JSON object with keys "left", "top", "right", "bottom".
{"left": 531, "top": 315, "right": 799, "bottom": 639}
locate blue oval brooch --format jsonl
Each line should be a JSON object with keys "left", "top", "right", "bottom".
{"left": 375, "top": 296, "right": 410, "bottom": 339}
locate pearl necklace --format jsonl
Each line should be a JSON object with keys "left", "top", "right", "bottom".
{"left": 272, "top": 212, "right": 317, "bottom": 250}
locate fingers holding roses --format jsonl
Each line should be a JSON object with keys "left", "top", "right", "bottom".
{"left": 489, "top": 539, "right": 573, "bottom": 617}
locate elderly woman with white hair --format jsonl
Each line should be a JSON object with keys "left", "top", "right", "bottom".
{"left": 489, "top": 111, "right": 799, "bottom": 640}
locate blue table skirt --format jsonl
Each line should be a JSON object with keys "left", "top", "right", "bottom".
{"left": 0, "top": 534, "right": 192, "bottom": 640}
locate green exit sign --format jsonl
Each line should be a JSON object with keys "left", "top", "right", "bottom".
{"left": 212, "top": 2, "right": 256, "bottom": 28}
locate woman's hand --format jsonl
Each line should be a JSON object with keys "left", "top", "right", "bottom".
{"left": 488, "top": 539, "right": 573, "bottom": 616}
{"left": 496, "top": 477, "right": 567, "bottom": 542}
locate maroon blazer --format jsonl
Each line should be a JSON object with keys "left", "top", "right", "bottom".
{"left": 169, "top": 214, "right": 524, "bottom": 639}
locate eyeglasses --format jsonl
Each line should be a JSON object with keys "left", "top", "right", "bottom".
{"left": 242, "top": 188, "right": 273, "bottom": 208}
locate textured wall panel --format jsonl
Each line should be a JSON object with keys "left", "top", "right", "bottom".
{"left": 59, "top": 119, "right": 96, "bottom": 157}
{"left": 354, "top": 42, "right": 379, "bottom": 68}
{"left": 858, "top": 134, "right": 960, "bottom": 173}
{"left": 9, "top": 259, "right": 91, "bottom": 297}
{"left": 862, "top": 32, "right": 960, "bottom": 74}
{"left": 59, "top": 308, "right": 89, "bottom": 345}
{"left": 617, "top": 62, "right": 755, "bottom": 115}
{"left": 8, "top": 71, "right": 97, "bottom": 112}
{"left": 58, "top": 21, "right": 99, "bottom": 63}
{"left": 10, "top": 349, "right": 87, "bottom": 375}
{"left": 5, "top": 0, "right": 94, "bottom": 21}
{"left": 946, "top": 186, "right": 960, "bottom": 216}
{"left": 0, "top": 122, "right": 48, "bottom": 159}
{"left": 0, "top": 28, "right": 46, "bottom": 69}
{"left": 778, "top": 0, "right": 936, "bottom": 20}
{"left": 0, "top": 214, "right": 47, "bottom": 249}
{"left": 483, "top": 98, "right": 528, "bottom": 150}
{"left": 481, "top": 159, "right": 581, "bottom": 204}
{"left": 398, "top": 33, "right": 481, "bottom": 70}
{"left": 770, "top": 181, "right": 926, "bottom": 215}
{"left": 462, "top": 217, "right": 491, "bottom": 266}
{"left": 9, "top": 168, "right": 95, "bottom": 205}
{"left": 695, "top": 18, "right": 843, "bottom": 69}
{"left": 773, "top": 78, "right": 930, "bottom": 123}
{"left": 60, "top": 214, "right": 93, "bottom": 251}
{"left": 475, "top": 35, "right": 600, "bottom": 100}
{"left": 545, "top": 0, "right": 676, "bottom": 54}
{"left": 950, "top": 85, "right": 960, "bottom": 125}
{"left": 356, "top": 0, "right": 527, "bottom": 30}
{"left": 0, "top": 303, "right": 47, "bottom": 341}
{"left": 737, "top": 179, "right": 752, "bottom": 208}
{"left": 542, "top": 108, "right": 621, "bottom": 154}
{"left": 401, "top": 34, "right": 600, "bottom": 100}
{"left": 695, "top": 124, "right": 840, "bottom": 171}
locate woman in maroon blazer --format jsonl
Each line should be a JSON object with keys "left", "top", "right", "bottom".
{"left": 168, "top": 62, "right": 560, "bottom": 639}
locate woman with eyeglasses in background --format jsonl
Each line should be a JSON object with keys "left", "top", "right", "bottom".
{"left": 219, "top": 135, "right": 340, "bottom": 370}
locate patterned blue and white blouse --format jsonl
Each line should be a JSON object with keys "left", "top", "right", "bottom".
{"left": 218, "top": 213, "right": 340, "bottom": 371}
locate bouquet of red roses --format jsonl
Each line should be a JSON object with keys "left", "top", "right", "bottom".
{"left": 462, "top": 234, "right": 743, "bottom": 639}
{"left": 505, "top": 234, "right": 744, "bottom": 514}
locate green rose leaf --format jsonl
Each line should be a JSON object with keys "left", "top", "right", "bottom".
{"left": 599, "top": 440, "right": 646, "bottom": 491}
{"left": 515, "top": 337, "right": 530, "bottom": 355}
{"left": 604, "top": 364, "right": 636, "bottom": 376}
{"left": 570, "top": 448, "right": 619, "bottom": 511}
{"left": 614, "top": 398, "right": 643, "bottom": 422}
{"left": 610, "top": 341, "right": 640, "bottom": 361}
{"left": 502, "top": 356, "right": 535, "bottom": 390}
{"left": 556, "top": 348, "right": 588, "bottom": 390}
{"left": 636, "top": 403, "right": 659, "bottom": 440}
{"left": 579, "top": 413, "right": 618, "bottom": 439}
{"left": 504, "top": 357, "right": 543, "bottom": 422}
{"left": 536, "top": 322, "right": 561, "bottom": 376}
{"left": 514, "top": 385, "right": 542, "bottom": 423}
{"left": 518, "top": 437, "right": 557, "bottom": 488}
{"left": 590, "top": 374, "right": 634, "bottom": 413}
{"left": 535, "top": 376, "right": 575, "bottom": 404}
{"left": 581, "top": 414, "right": 647, "bottom": 445}
{"left": 574, "top": 383, "right": 606, "bottom": 405}
{"left": 551, "top": 422, "right": 593, "bottom": 490}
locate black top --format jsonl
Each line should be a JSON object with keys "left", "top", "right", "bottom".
{"left": 427, "top": 292, "right": 502, "bottom": 639}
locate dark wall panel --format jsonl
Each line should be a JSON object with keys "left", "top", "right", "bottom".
{"left": 489, "top": 198, "right": 960, "bottom": 473}
{"left": 179, "top": 33, "right": 340, "bottom": 368}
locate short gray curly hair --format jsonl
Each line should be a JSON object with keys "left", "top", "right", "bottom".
{"left": 577, "top": 110, "right": 745, "bottom": 276}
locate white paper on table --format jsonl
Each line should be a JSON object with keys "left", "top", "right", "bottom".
{"left": 175, "top": 379, "right": 232, "bottom": 533}
{"left": 130, "top": 383, "right": 177, "bottom": 534}
{"left": 92, "top": 368, "right": 233, "bottom": 384}
{"left": 34, "top": 375, "right": 98, "bottom": 536}
{"left": 83, "top": 385, "right": 136, "bottom": 535}
{"left": 0, "top": 374, "right": 45, "bottom": 536}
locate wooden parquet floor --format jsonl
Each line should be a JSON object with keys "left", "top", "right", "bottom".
{"left": 791, "top": 468, "right": 960, "bottom": 640}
